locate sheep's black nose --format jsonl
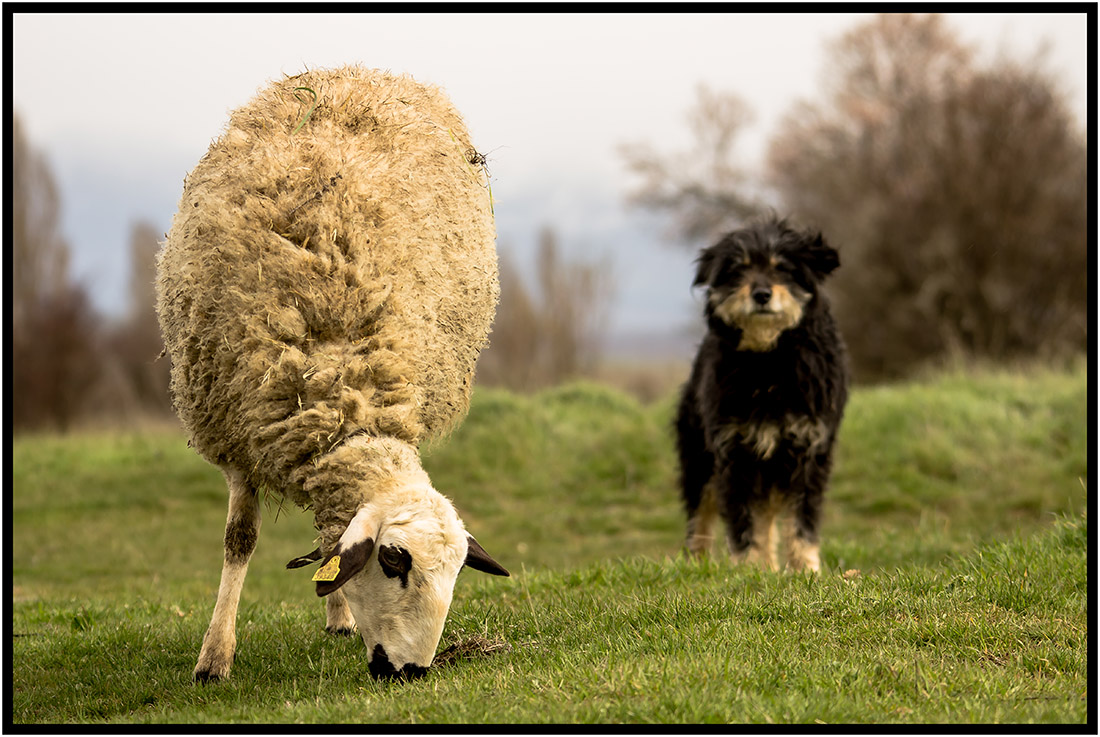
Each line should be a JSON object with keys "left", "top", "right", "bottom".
{"left": 369, "top": 644, "right": 427, "bottom": 681}
{"left": 400, "top": 663, "right": 428, "bottom": 680}
{"left": 751, "top": 286, "right": 772, "bottom": 306}
{"left": 369, "top": 644, "right": 399, "bottom": 679}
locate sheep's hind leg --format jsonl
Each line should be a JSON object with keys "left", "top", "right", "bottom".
{"left": 325, "top": 590, "right": 357, "bottom": 636}
{"left": 194, "top": 468, "right": 261, "bottom": 682}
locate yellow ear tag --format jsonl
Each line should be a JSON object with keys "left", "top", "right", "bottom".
{"left": 312, "top": 555, "right": 341, "bottom": 582}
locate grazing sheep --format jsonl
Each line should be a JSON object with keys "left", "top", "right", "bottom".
{"left": 156, "top": 65, "right": 509, "bottom": 682}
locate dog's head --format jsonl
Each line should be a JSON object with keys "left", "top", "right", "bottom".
{"left": 694, "top": 218, "right": 839, "bottom": 352}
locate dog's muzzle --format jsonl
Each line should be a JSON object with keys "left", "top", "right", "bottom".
{"left": 750, "top": 286, "right": 772, "bottom": 306}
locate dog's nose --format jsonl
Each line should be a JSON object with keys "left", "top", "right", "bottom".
{"left": 751, "top": 286, "right": 772, "bottom": 306}
{"left": 369, "top": 644, "right": 428, "bottom": 681}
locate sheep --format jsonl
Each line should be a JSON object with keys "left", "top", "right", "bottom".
{"left": 155, "top": 65, "right": 509, "bottom": 682}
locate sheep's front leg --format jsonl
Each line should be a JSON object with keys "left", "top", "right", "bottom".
{"left": 325, "top": 589, "right": 357, "bottom": 636}
{"left": 194, "top": 468, "right": 261, "bottom": 682}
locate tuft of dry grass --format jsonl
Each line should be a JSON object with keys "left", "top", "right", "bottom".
{"left": 433, "top": 635, "right": 512, "bottom": 667}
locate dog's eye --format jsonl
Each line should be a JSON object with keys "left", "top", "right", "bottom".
{"left": 774, "top": 258, "right": 798, "bottom": 274}
{"left": 718, "top": 261, "right": 746, "bottom": 281}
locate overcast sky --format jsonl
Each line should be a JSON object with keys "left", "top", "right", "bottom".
{"left": 11, "top": 10, "right": 1090, "bottom": 348}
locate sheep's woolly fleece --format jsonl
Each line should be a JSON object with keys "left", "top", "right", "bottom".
{"left": 156, "top": 66, "right": 498, "bottom": 545}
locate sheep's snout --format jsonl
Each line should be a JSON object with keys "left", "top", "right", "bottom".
{"left": 368, "top": 643, "right": 428, "bottom": 681}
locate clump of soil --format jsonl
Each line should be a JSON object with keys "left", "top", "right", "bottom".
{"left": 434, "top": 636, "right": 511, "bottom": 667}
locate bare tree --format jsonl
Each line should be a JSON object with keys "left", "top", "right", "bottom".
{"left": 478, "top": 227, "right": 614, "bottom": 391}
{"left": 617, "top": 16, "right": 1087, "bottom": 379}
{"left": 478, "top": 250, "right": 542, "bottom": 390}
{"left": 12, "top": 111, "right": 104, "bottom": 431}
{"left": 103, "top": 221, "right": 172, "bottom": 415}
{"left": 619, "top": 84, "right": 760, "bottom": 244}
{"left": 12, "top": 113, "right": 70, "bottom": 329}
{"left": 767, "top": 13, "right": 1087, "bottom": 377}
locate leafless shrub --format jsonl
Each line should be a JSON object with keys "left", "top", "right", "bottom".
{"left": 767, "top": 13, "right": 1087, "bottom": 378}
{"left": 618, "top": 16, "right": 1087, "bottom": 381}
{"left": 13, "top": 286, "right": 103, "bottom": 431}
{"left": 587, "top": 360, "right": 691, "bottom": 404}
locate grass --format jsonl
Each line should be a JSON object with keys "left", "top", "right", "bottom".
{"left": 10, "top": 360, "right": 1089, "bottom": 724}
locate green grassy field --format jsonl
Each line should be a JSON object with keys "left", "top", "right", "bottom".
{"left": 10, "top": 361, "right": 1089, "bottom": 724}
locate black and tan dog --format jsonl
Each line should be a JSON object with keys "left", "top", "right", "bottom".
{"left": 676, "top": 216, "right": 848, "bottom": 572}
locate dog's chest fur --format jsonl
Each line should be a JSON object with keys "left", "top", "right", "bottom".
{"left": 716, "top": 415, "right": 829, "bottom": 460}
{"left": 693, "top": 326, "right": 846, "bottom": 462}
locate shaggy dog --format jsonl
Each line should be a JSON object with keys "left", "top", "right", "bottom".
{"left": 675, "top": 217, "right": 849, "bottom": 572}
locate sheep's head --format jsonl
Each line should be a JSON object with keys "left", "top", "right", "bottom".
{"left": 307, "top": 488, "right": 507, "bottom": 680}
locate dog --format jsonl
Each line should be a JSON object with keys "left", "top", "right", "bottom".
{"left": 675, "top": 216, "right": 849, "bottom": 572}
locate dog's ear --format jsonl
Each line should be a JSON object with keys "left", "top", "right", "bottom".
{"left": 803, "top": 233, "right": 840, "bottom": 278}
{"left": 693, "top": 246, "right": 722, "bottom": 288}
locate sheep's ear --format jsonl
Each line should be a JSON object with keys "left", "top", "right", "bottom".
{"left": 463, "top": 535, "right": 509, "bottom": 577}
{"left": 314, "top": 539, "right": 374, "bottom": 597}
{"left": 314, "top": 506, "right": 378, "bottom": 597}
{"left": 286, "top": 547, "right": 322, "bottom": 569}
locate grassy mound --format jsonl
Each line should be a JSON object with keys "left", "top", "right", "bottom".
{"left": 11, "top": 361, "right": 1088, "bottom": 723}
{"left": 425, "top": 361, "right": 1087, "bottom": 571}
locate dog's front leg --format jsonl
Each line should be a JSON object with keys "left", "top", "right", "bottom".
{"left": 784, "top": 466, "right": 826, "bottom": 573}
{"left": 685, "top": 478, "right": 720, "bottom": 557}
{"left": 729, "top": 501, "right": 780, "bottom": 570}
{"left": 718, "top": 470, "right": 780, "bottom": 570}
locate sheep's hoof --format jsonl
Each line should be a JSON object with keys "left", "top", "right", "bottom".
{"left": 193, "top": 651, "right": 234, "bottom": 683}
{"left": 326, "top": 625, "right": 356, "bottom": 637}
{"left": 193, "top": 668, "right": 224, "bottom": 684}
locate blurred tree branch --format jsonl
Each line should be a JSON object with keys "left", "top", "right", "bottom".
{"left": 12, "top": 113, "right": 70, "bottom": 329}
{"left": 619, "top": 84, "right": 761, "bottom": 244}
{"left": 102, "top": 222, "right": 171, "bottom": 414}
